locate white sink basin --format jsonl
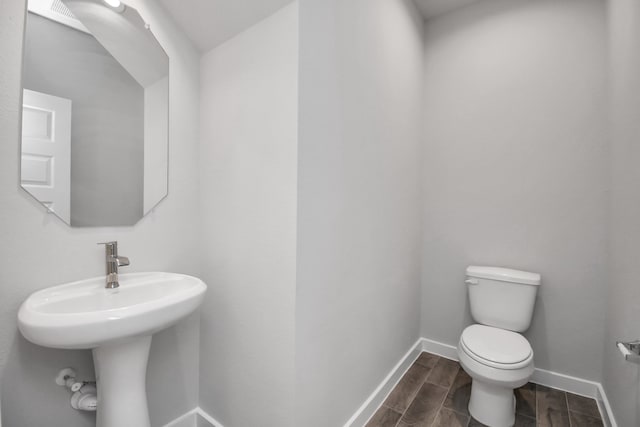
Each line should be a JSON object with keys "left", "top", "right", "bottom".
{"left": 17, "top": 272, "right": 207, "bottom": 427}
{"left": 19, "top": 272, "right": 206, "bottom": 349}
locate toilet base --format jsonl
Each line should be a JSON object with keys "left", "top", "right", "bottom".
{"left": 468, "top": 380, "right": 516, "bottom": 427}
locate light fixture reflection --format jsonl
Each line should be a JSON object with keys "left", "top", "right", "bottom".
{"left": 103, "top": 0, "right": 125, "bottom": 12}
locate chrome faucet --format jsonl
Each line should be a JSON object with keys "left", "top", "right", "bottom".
{"left": 98, "top": 241, "right": 130, "bottom": 289}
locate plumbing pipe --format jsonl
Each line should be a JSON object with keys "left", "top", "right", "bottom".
{"left": 71, "top": 390, "right": 98, "bottom": 411}
{"left": 70, "top": 383, "right": 97, "bottom": 412}
{"left": 55, "top": 368, "right": 98, "bottom": 412}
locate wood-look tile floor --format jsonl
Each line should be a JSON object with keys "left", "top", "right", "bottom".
{"left": 365, "top": 352, "right": 604, "bottom": 427}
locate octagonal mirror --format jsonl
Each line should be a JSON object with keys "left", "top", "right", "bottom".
{"left": 20, "top": 0, "right": 169, "bottom": 226}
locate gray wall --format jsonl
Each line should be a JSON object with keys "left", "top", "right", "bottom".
{"left": 295, "top": 0, "right": 424, "bottom": 425}
{"left": 198, "top": 3, "right": 298, "bottom": 426}
{"left": 604, "top": 0, "right": 640, "bottom": 425}
{"left": 23, "top": 13, "right": 144, "bottom": 227}
{"left": 420, "top": 0, "right": 608, "bottom": 382}
{"left": 0, "top": 0, "right": 201, "bottom": 425}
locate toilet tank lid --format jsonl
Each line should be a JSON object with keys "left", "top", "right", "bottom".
{"left": 466, "top": 266, "right": 541, "bottom": 286}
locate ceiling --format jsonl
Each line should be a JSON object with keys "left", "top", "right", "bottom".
{"left": 160, "top": 0, "right": 482, "bottom": 53}
{"left": 159, "top": 0, "right": 294, "bottom": 52}
{"left": 413, "top": 0, "right": 482, "bottom": 20}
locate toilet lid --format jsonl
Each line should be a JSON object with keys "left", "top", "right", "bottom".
{"left": 461, "top": 325, "right": 532, "bottom": 367}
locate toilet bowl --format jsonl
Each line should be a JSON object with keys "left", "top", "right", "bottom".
{"left": 458, "top": 324, "right": 534, "bottom": 427}
{"left": 459, "top": 266, "right": 541, "bottom": 427}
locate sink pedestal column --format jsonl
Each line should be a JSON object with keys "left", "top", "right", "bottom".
{"left": 93, "top": 336, "right": 152, "bottom": 427}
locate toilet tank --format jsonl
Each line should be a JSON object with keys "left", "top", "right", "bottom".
{"left": 466, "top": 266, "right": 541, "bottom": 332}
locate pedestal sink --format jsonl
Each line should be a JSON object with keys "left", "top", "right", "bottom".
{"left": 18, "top": 272, "right": 207, "bottom": 427}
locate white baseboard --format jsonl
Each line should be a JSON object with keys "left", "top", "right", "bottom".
{"left": 163, "top": 407, "right": 224, "bottom": 427}
{"left": 596, "top": 384, "right": 618, "bottom": 427}
{"left": 419, "top": 337, "right": 615, "bottom": 426}
{"left": 419, "top": 337, "right": 458, "bottom": 361}
{"left": 419, "top": 337, "right": 603, "bottom": 398}
{"left": 530, "top": 367, "right": 599, "bottom": 398}
{"left": 163, "top": 409, "right": 198, "bottom": 427}
{"left": 166, "top": 338, "right": 616, "bottom": 427}
{"left": 343, "top": 338, "right": 424, "bottom": 427}
{"left": 196, "top": 408, "right": 224, "bottom": 427}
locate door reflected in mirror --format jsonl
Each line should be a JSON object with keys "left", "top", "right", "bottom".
{"left": 21, "top": 0, "right": 169, "bottom": 226}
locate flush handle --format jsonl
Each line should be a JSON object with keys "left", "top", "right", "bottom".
{"left": 465, "top": 278, "right": 479, "bottom": 285}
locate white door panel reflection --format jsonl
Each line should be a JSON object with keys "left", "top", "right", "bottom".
{"left": 21, "top": 89, "right": 71, "bottom": 224}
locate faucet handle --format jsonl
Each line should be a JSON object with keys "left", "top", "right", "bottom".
{"left": 98, "top": 241, "right": 119, "bottom": 257}
{"left": 116, "top": 256, "right": 130, "bottom": 267}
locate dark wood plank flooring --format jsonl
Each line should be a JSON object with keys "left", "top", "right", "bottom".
{"left": 365, "top": 352, "right": 604, "bottom": 427}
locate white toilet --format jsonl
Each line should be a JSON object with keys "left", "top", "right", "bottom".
{"left": 457, "top": 266, "right": 541, "bottom": 427}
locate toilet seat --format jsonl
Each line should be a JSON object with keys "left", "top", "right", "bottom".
{"left": 460, "top": 325, "right": 533, "bottom": 370}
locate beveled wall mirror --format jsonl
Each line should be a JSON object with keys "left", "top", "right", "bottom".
{"left": 21, "top": 0, "right": 169, "bottom": 226}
